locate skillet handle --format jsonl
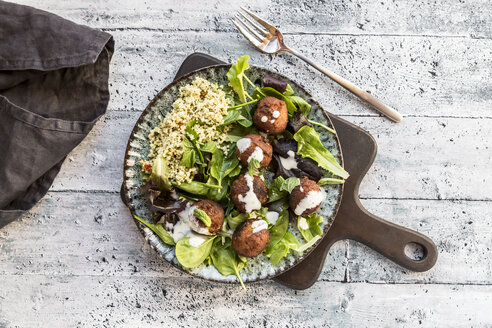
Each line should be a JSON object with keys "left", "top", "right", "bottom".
{"left": 346, "top": 198, "right": 438, "bottom": 272}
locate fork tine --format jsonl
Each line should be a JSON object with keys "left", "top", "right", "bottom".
{"left": 231, "top": 19, "right": 262, "bottom": 48}
{"left": 240, "top": 6, "right": 275, "bottom": 31}
{"left": 237, "top": 11, "right": 268, "bottom": 36}
{"left": 234, "top": 14, "right": 264, "bottom": 42}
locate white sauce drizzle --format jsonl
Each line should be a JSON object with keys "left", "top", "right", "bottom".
{"left": 279, "top": 150, "right": 298, "bottom": 170}
{"left": 261, "top": 115, "right": 268, "bottom": 122}
{"left": 172, "top": 203, "right": 194, "bottom": 242}
{"left": 248, "top": 146, "right": 264, "bottom": 163}
{"left": 237, "top": 137, "right": 251, "bottom": 153}
{"left": 266, "top": 211, "right": 279, "bottom": 225}
{"left": 165, "top": 221, "right": 174, "bottom": 230}
{"left": 272, "top": 110, "right": 280, "bottom": 118}
{"left": 171, "top": 202, "right": 214, "bottom": 245}
{"left": 238, "top": 173, "right": 261, "bottom": 213}
{"left": 294, "top": 190, "right": 323, "bottom": 215}
{"left": 171, "top": 220, "right": 192, "bottom": 243}
{"left": 188, "top": 234, "right": 208, "bottom": 247}
{"left": 270, "top": 119, "right": 275, "bottom": 124}
{"left": 252, "top": 219, "right": 268, "bottom": 233}
{"left": 298, "top": 217, "right": 309, "bottom": 230}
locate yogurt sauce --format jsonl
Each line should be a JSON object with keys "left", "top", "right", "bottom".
{"left": 171, "top": 203, "right": 207, "bottom": 246}
{"left": 279, "top": 150, "right": 298, "bottom": 170}
{"left": 272, "top": 110, "right": 280, "bottom": 118}
{"left": 236, "top": 137, "right": 251, "bottom": 153}
{"left": 188, "top": 234, "right": 208, "bottom": 247}
{"left": 261, "top": 115, "right": 268, "bottom": 122}
{"left": 298, "top": 217, "right": 309, "bottom": 230}
{"left": 265, "top": 211, "right": 279, "bottom": 225}
{"left": 238, "top": 173, "right": 261, "bottom": 213}
{"left": 248, "top": 147, "right": 264, "bottom": 163}
{"left": 294, "top": 190, "right": 324, "bottom": 215}
{"left": 252, "top": 219, "right": 268, "bottom": 233}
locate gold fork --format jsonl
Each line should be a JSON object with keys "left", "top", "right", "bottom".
{"left": 232, "top": 7, "right": 403, "bottom": 123}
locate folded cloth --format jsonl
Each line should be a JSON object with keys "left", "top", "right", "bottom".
{"left": 0, "top": 1, "right": 114, "bottom": 228}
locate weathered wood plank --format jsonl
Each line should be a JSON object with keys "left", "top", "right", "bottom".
{"left": 14, "top": 0, "right": 492, "bottom": 38}
{"left": 102, "top": 31, "right": 492, "bottom": 118}
{"left": 319, "top": 199, "right": 492, "bottom": 284}
{"left": 0, "top": 274, "right": 491, "bottom": 328}
{"left": 0, "top": 192, "right": 347, "bottom": 281}
{"left": 48, "top": 111, "right": 492, "bottom": 201}
{"left": 1, "top": 193, "right": 490, "bottom": 286}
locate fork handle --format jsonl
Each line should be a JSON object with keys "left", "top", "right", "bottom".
{"left": 285, "top": 48, "right": 403, "bottom": 122}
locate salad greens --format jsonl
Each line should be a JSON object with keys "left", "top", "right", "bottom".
{"left": 318, "top": 177, "right": 345, "bottom": 185}
{"left": 297, "top": 213, "right": 324, "bottom": 242}
{"left": 288, "top": 95, "right": 311, "bottom": 116}
{"left": 211, "top": 239, "right": 247, "bottom": 290}
{"left": 142, "top": 55, "right": 349, "bottom": 287}
{"left": 225, "top": 55, "right": 254, "bottom": 127}
{"left": 247, "top": 158, "right": 261, "bottom": 176}
{"left": 210, "top": 147, "right": 240, "bottom": 186}
{"left": 134, "top": 215, "right": 175, "bottom": 246}
{"left": 194, "top": 209, "right": 212, "bottom": 227}
{"left": 264, "top": 209, "right": 289, "bottom": 254}
{"left": 265, "top": 231, "right": 301, "bottom": 265}
{"left": 226, "top": 55, "right": 251, "bottom": 104}
{"left": 294, "top": 126, "right": 349, "bottom": 179}
{"left": 175, "top": 236, "right": 216, "bottom": 268}
{"left": 267, "top": 176, "right": 301, "bottom": 203}
{"left": 151, "top": 154, "right": 171, "bottom": 191}
{"left": 226, "top": 211, "right": 249, "bottom": 230}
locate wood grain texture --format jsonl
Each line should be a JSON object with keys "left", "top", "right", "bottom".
{"left": 12, "top": 0, "right": 492, "bottom": 38}
{"left": 0, "top": 275, "right": 491, "bottom": 328}
{"left": 100, "top": 31, "right": 492, "bottom": 118}
{"left": 2, "top": 0, "right": 492, "bottom": 327}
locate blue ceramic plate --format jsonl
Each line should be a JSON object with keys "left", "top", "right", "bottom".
{"left": 123, "top": 65, "right": 344, "bottom": 284}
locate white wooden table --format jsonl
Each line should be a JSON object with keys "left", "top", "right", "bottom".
{"left": 1, "top": 1, "right": 491, "bottom": 327}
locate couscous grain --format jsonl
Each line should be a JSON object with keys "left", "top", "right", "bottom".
{"left": 148, "top": 77, "right": 231, "bottom": 184}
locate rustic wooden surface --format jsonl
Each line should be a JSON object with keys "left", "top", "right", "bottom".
{"left": 1, "top": 0, "right": 492, "bottom": 327}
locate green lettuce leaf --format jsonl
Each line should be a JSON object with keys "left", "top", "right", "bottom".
{"left": 283, "top": 84, "right": 294, "bottom": 96}
{"left": 210, "top": 239, "right": 247, "bottom": 290}
{"left": 293, "top": 126, "right": 349, "bottom": 179}
{"left": 267, "top": 176, "right": 300, "bottom": 203}
{"left": 288, "top": 95, "right": 311, "bottom": 116}
{"left": 175, "top": 236, "right": 216, "bottom": 268}
{"left": 264, "top": 209, "right": 289, "bottom": 254}
{"left": 194, "top": 209, "right": 212, "bottom": 227}
{"left": 151, "top": 154, "right": 171, "bottom": 191}
{"left": 265, "top": 231, "right": 300, "bottom": 266}
{"left": 226, "top": 55, "right": 251, "bottom": 104}
{"left": 134, "top": 215, "right": 174, "bottom": 246}
{"left": 297, "top": 213, "right": 324, "bottom": 242}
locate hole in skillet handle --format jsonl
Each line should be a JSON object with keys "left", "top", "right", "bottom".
{"left": 404, "top": 242, "right": 427, "bottom": 261}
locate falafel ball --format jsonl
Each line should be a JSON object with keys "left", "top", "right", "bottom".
{"left": 232, "top": 218, "right": 270, "bottom": 257}
{"left": 189, "top": 199, "right": 224, "bottom": 235}
{"left": 236, "top": 134, "right": 272, "bottom": 169}
{"left": 231, "top": 173, "right": 268, "bottom": 213}
{"left": 289, "top": 176, "right": 323, "bottom": 216}
{"left": 253, "top": 96, "right": 288, "bottom": 134}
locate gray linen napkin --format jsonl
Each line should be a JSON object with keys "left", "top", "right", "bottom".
{"left": 0, "top": 1, "right": 114, "bottom": 228}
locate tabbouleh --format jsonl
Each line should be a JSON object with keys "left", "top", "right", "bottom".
{"left": 148, "top": 77, "right": 231, "bottom": 184}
